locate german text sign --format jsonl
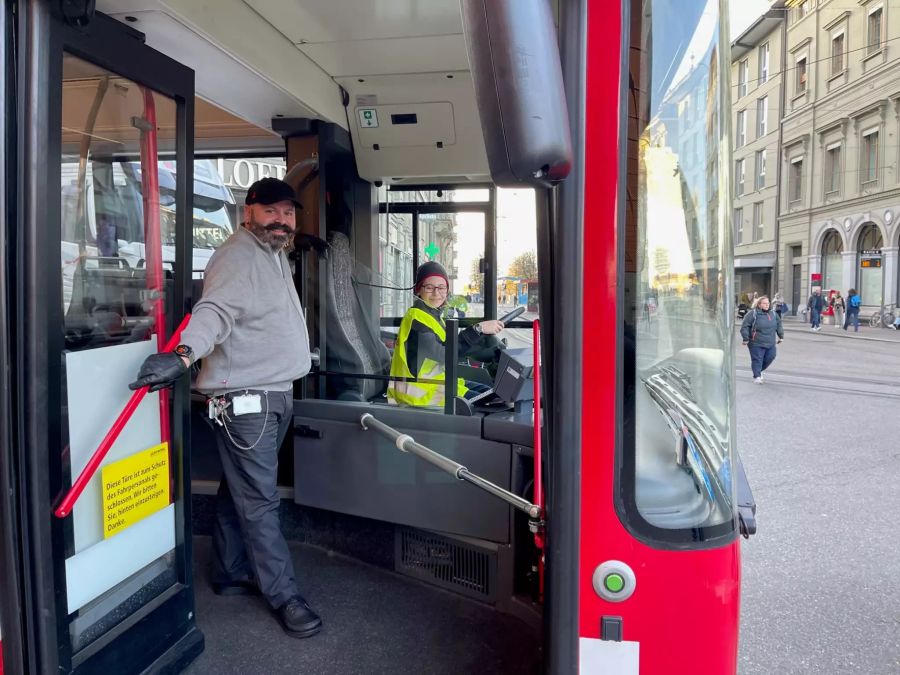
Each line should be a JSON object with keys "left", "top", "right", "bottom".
{"left": 101, "top": 443, "right": 170, "bottom": 539}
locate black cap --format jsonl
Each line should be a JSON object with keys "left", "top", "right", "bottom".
{"left": 245, "top": 177, "right": 302, "bottom": 209}
{"left": 415, "top": 261, "right": 449, "bottom": 291}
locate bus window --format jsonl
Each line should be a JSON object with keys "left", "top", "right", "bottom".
{"left": 319, "top": 186, "right": 506, "bottom": 407}
{"left": 377, "top": 211, "right": 414, "bottom": 318}
{"left": 496, "top": 187, "right": 538, "bottom": 351}
{"left": 622, "top": 0, "right": 736, "bottom": 545}
{"left": 58, "top": 54, "right": 181, "bottom": 651}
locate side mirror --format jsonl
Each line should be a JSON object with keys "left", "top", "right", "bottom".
{"left": 461, "top": 0, "right": 573, "bottom": 187}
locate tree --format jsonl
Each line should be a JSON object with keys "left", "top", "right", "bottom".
{"left": 469, "top": 258, "right": 484, "bottom": 295}
{"left": 508, "top": 250, "right": 538, "bottom": 279}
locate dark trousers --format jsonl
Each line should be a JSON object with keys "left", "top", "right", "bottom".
{"left": 810, "top": 308, "right": 821, "bottom": 328}
{"left": 845, "top": 308, "right": 859, "bottom": 331}
{"left": 207, "top": 390, "right": 297, "bottom": 609}
{"left": 748, "top": 344, "right": 776, "bottom": 378}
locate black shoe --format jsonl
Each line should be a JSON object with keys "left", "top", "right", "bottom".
{"left": 212, "top": 579, "right": 261, "bottom": 596}
{"left": 276, "top": 596, "right": 322, "bottom": 638}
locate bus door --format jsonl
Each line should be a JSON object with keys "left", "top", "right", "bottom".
{"left": 7, "top": 7, "right": 200, "bottom": 673}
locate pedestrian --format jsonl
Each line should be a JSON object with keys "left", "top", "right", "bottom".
{"left": 740, "top": 295, "right": 784, "bottom": 384}
{"left": 773, "top": 291, "right": 786, "bottom": 316}
{"left": 750, "top": 291, "right": 760, "bottom": 309}
{"left": 845, "top": 288, "right": 861, "bottom": 331}
{"left": 129, "top": 177, "right": 324, "bottom": 639}
{"left": 806, "top": 288, "right": 824, "bottom": 331}
{"left": 830, "top": 291, "right": 845, "bottom": 329}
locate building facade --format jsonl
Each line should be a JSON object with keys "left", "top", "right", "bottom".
{"left": 733, "top": 0, "right": 900, "bottom": 313}
{"left": 779, "top": 0, "right": 900, "bottom": 311}
{"left": 731, "top": 6, "right": 786, "bottom": 303}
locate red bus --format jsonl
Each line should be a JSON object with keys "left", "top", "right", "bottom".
{"left": 0, "top": 0, "right": 753, "bottom": 673}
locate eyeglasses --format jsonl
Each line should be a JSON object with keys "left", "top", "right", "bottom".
{"left": 422, "top": 284, "right": 448, "bottom": 294}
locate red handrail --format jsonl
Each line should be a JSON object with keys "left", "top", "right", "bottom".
{"left": 532, "top": 319, "right": 543, "bottom": 512}
{"left": 532, "top": 319, "right": 545, "bottom": 601}
{"left": 53, "top": 314, "right": 191, "bottom": 519}
{"left": 138, "top": 87, "right": 171, "bottom": 445}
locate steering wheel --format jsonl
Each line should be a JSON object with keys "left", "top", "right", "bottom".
{"left": 462, "top": 306, "right": 529, "bottom": 367}
{"left": 499, "top": 306, "right": 527, "bottom": 324}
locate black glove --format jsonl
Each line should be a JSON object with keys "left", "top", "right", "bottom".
{"left": 294, "top": 233, "right": 329, "bottom": 258}
{"left": 129, "top": 352, "right": 189, "bottom": 392}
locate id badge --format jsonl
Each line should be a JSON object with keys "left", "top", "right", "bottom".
{"left": 232, "top": 393, "right": 262, "bottom": 416}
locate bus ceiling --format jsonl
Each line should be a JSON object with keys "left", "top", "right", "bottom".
{"left": 95, "top": 0, "right": 571, "bottom": 187}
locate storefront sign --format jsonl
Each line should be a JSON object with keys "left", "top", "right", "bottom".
{"left": 216, "top": 158, "right": 286, "bottom": 189}
{"left": 861, "top": 249, "right": 883, "bottom": 268}
{"left": 101, "top": 443, "right": 170, "bottom": 539}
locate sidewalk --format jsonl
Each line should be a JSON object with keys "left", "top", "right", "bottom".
{"left": 780, "top": 314, "right": 900, "bottom": 343}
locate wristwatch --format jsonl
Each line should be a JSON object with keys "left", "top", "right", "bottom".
{"left": 472, "top": 323, "right": 483, "bottom": 335}
{"left": 174, "top": 344, "right": 194, "bottom": 364}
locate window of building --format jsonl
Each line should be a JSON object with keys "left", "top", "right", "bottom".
{"left": 752, "top": 202, "right": 764, "bottom": 242}
{"left": 756, "top": 96, "right": 767, "bottom": 137}
{"left": 793, "top": 0, "right": 813, "bottom": 23}
{"left": 789, "top": 158, "right": 803, "bottom": 203}
{"left": 735, "top": 158, "right": 745, "bottom": 196}
{"left": 736, "top": 110, "right": 746, "bottom": 147}
{"left": 868, "top": 6, "right": 883, "bottom": 54}
{"left": 824, "top": 143, "right": 842, "bottom": 194}
{"left": 758, "top": 43, "right": 769, "bottom": 84}
{"left": 738, "top": 59, "right": 748, "bottom": 98}
{"left": 857, "top": 223, "right": 883, "bottom": 303}
{"left": 831, "top": 32, "right": 845, "bottom": 75}
{"left": 796, "top": 56, "right": 808, "bottom": 94}
{"left": 735, "top": 207, "right": 743, "bottom": 245}
{"left": 822, "top": 230, "right": 843, "bottom": 291}
{"left": 862, "top": 128, "right": 879, "bottom": 184}
{"left": 755, "top": 150, "right": 766, "bottom": 190}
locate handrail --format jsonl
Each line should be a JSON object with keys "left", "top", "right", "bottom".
{"left": 532, "top": 319, "right": 543, "bottom": 514}
{"left": 138, "top": 87, "right": 170, "bottom": 446}
{"left": 54, "top": 314, "right": 191, "bottom": 518}
{"left": 360, "top": 413, "right": 542, "bottom": 520}
{"left": 532, "top": 319, "right": 545, "bottom": 601}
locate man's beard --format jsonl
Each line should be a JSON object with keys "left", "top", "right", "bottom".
{"left": 246, "top": 219, "right": 293, "bottom": 252}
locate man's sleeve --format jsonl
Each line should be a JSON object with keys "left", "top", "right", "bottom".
{"left": 179, "top": 247, "right": 252, "bottom": 360}
{"left": 776, "top": 313, "right": 784, "bottom": 339}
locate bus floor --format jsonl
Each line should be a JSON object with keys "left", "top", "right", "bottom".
{"left": 184, "top": 535, "right": 542, "bottom": 675}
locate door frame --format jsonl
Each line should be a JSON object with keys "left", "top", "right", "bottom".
{"left": 7, "top": 5, "right": 201, "bottom": 672}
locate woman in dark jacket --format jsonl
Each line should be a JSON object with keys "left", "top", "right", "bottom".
{"left": 844, "top": 288, "right": 861, "bottom": 331}
{"left": 739, "top": 295, "right": 784, "bottom": 384}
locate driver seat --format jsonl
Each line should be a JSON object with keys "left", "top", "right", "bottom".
{"left": 324, "top": 231, "right": 391, "bottom": 401}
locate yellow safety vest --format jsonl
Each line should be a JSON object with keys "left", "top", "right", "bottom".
{"left": 387, "top": 307, "right": 467, "bottom": 407}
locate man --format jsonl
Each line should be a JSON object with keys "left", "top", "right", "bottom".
{"left": 129, "top": 177, "right": 322, "bottom": 639}
{"left": 807, "top": 288, "right": 824, "bottom": 331}
{"left": 740, "top": 295, "right": 784, "bottom": 384}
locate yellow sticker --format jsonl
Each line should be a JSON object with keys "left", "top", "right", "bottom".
{"left": 101, "top": 443, "right": 170, "bottom": 539}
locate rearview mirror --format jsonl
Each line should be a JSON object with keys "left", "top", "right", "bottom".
{"left": 460, "top": 0, "right": 573, "bottom": 187}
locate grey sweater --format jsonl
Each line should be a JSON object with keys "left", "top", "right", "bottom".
{"left": 180, "top": 227, "right": 311, "bottom": 394}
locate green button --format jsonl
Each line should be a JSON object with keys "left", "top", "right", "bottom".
{"left": 604, "top": 573, "right": 625, "bottom": 593}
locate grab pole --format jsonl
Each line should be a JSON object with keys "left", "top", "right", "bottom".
{"left": 54, "top": 314, "right": 191, "bottom": 518}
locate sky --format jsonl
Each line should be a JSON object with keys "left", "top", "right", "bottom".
{"left": 730, "top": 0, "right": 775, "bottom": 40}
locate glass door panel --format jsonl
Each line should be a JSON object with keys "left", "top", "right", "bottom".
{"left": 59, "top": 53, "right": 181, "bottom": 652}
{"left": 417, "top": 211, "right": 486, "bottom": 318}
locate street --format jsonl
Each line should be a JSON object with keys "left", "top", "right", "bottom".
{"left": 737, "top": 316, "right": 900, "bottom": 674}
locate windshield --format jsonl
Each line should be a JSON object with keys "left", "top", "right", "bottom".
{"left": 621, "top": 0, "right": 736, "bottom": 545}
